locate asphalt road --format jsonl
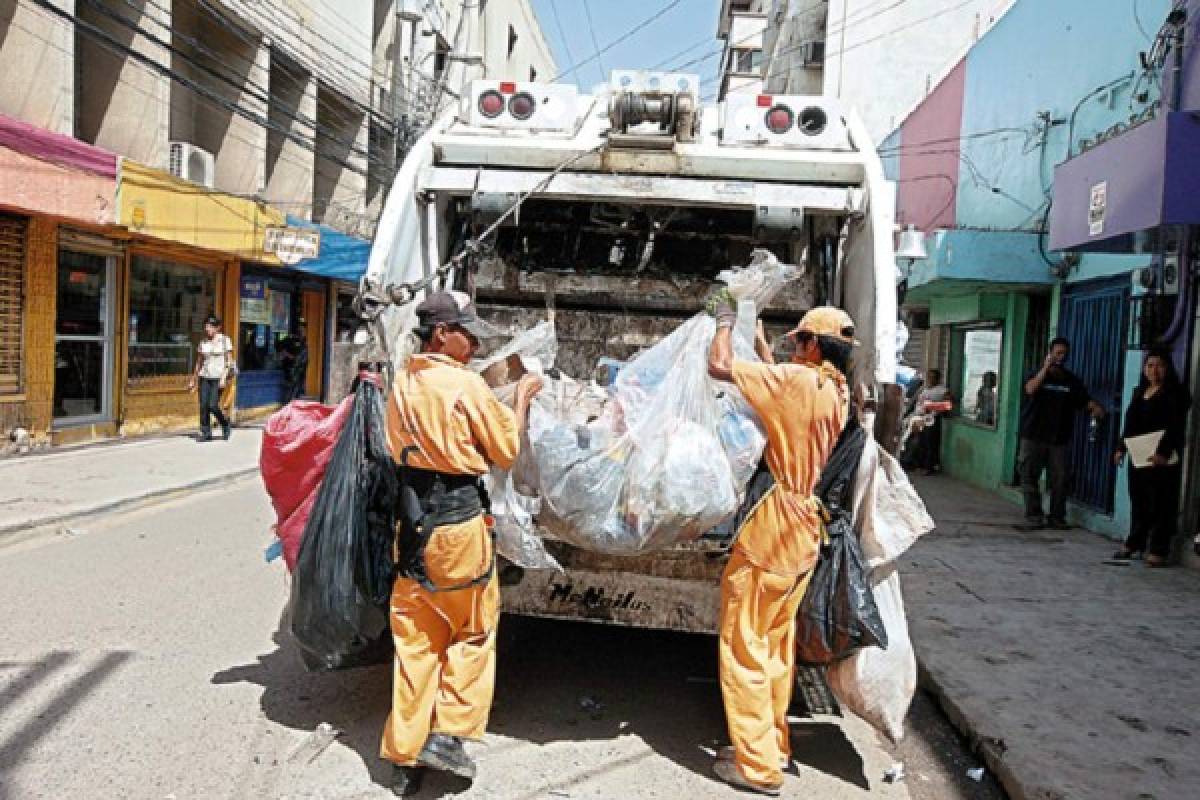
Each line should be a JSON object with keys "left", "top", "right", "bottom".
{"left": 0, "top": 478, "right": 1004, "bottom": 799}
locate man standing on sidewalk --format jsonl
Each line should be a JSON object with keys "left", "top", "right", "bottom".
{"left": 1017, "top": 337, "right": 1105, "bottom": 530}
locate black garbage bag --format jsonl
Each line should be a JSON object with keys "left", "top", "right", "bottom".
{"left": 796, "top": 416, "right": 888, "bottom": 665}
{"left": 289, "top": 374, "right": 398, "bottom": 671}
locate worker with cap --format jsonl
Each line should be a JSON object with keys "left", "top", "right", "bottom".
{"left": 705, "top": 292, "right": 856, "bottom": 795}
{"left": 381, "top": 289, "right": 543, "bottom": 796}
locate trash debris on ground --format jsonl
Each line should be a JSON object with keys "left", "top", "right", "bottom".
{"left": 60, "top": 526, "right": 84, "bottom": 537}
{"left": 286, "top": 374, "right": 397, "bottom": 671}
{"left": 263, "top": 539, "right": 283, "bottom": 563}
{"left": 287, "top": 722, "right": 340, "bottom": 765}
{"left": 883, "top": 762, "right": 906, "bottom": 783}
{"left": 966, "top": 766, "right": 986, "bottom": 782}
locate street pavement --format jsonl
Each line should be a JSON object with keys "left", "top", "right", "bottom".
{"left": 906, "top": 475, "right": 1200, "bottom": 800}
{"left": 0, "top": 430, "right": 262, "bottom": 539}
{"left": 0, "top": 448, "right": 999, "bottom": 800}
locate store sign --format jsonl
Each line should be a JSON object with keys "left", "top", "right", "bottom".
{"left": 265, "top": 226, "right": 320, "bottom": 265}
{"left": 1088, "top": 182, "right": 1107, "bottom": 236}
{"left": 240, "top": 277, "right": 269, "bottom": 324}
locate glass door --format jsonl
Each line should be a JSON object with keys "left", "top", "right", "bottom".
{"left": 54, "top": 250, "right": 114, "bottom": 425}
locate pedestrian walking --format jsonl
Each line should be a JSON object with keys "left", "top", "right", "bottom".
{"left": 381, "top": 291, "right": 542, "bottom": 796}
{"left": 1016, "top": 337, "right": 1105, "bottom": 530}
{"left": 706, "top": 295, "right": 854, "bottom": 796}
{"left": 1111, "top": 348, "right": 1191, "bottom": 566}
{"left": 187, "top": 315, "right": 234, "bottom": 442}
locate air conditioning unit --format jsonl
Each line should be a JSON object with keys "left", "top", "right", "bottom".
{"left": 168, "top": 141, "right": 216, "bottom": 188}
{"left": 799, "top": 41, "right": 826, "bottom": 68}
{"left": 1132, "top": 255, "right": 1181, "bottom": 296}
{"left": 720, "top": 93, "right": 852, "bottom": 151}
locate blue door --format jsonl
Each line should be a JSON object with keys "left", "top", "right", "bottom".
{"left": 1057, "top": 276, "right": 1129, "bottom": 513}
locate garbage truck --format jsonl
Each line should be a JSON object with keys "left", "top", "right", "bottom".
{"left": 360, "top": 71, "right": 900, "bottom": 637}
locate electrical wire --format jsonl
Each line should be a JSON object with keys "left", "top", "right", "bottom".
{"left": 582, "top": 0, "right": 608, "bottom": 85}
{"left": 549, "top": 0, "right": 581, "bottom": 85}
{"left": 548, "top": 0, "right": 686, "bottom": 83}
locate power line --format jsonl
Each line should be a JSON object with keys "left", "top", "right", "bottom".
{"left": 548, "top": 0, "right": 686, "bottom": 83}
{"left": 582, "top": 0, "right": 608, "bottom": 85}
{"left": 549, "top": 0, "right": 581, "bottom": 85}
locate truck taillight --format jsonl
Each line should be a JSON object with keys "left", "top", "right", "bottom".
{"left": 508, "top": 92, "right": 536, "bottom": 120}
{"left": 478, "top": 90, "right": 505, "bottom": 118}
{"left": 765, "top": 105, "right": 793, "bottom": 134}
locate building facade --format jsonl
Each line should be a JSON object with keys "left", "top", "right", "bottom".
{"left": 0, "top": 0, "right": 555, "bottom": 447}
{"left": 884, "top": 0, "right": 1184, "bottom": 542}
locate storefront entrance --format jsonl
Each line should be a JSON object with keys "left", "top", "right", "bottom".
{"left": 236, "top": 268, "right": 326, "bottom": 408}
{"left": 53, "top": 249, "right": 115, "bottom": 425}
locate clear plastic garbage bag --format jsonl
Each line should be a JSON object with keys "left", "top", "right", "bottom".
{"left": 527, "top": 250, "right": 794, "bottom": 554}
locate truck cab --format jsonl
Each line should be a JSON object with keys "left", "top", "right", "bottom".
{"left": 364, "top": 71, "right": 899, "bottom": 634}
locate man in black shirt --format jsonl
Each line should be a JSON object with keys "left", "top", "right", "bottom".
{"left": 1017, "top": 337, "right": 1105, "bottom": 530}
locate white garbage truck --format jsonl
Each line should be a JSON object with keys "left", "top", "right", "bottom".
{"left": 361, "top": 71, "right": 900, "bottom": 636}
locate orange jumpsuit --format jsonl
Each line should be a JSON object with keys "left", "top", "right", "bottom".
{"left": 380, "top": 352, "right": 520, "bottom": 767}
{"left": 720, "top": 358, "right": 848, "bottom": 788}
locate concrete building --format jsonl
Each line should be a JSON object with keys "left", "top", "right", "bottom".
{"left": 0, "top": 0, "right": 555, "bottom": 446}
{"left": 882, "top": 0, "right": 1180, "bottom": 542}
{"left": 717, "top": 0, "right": 1009, "bottom": 143}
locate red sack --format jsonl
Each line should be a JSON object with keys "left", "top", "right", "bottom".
{"left": 260, "top": 397, "right": 354, "bottom": 570}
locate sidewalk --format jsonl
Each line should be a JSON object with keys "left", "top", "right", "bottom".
{"left": 0, "top": 429, "right": 263, "bottom": 538}
{"left": 905, "top": 475, "right": 1200, "bottom": 800}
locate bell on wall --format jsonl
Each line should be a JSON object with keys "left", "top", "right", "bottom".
{"left": 896, "top": 224, "right": 928, "bottom": 261}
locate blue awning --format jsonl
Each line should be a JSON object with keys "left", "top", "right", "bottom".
{"left": 282, "top": 215, "right": 370, "bottom": 282}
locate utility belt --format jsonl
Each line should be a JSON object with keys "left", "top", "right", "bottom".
{"left": 394, "top": 449, "right": 494, "bottom": 593}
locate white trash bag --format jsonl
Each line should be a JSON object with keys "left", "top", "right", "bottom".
{"left": 825, "top": 564, "right": 915, "bottom": 745}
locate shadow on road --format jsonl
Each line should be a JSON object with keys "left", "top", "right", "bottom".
{"left": 212, "top": 610, "right": 869, "bottom": 795}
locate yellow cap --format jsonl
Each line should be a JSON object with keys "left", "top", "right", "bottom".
{"left": 791, "top": 306, "right": 859, "bottom": 345}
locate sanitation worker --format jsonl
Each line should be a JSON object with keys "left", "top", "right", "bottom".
{"left": 706, "top": 296, "right": 855, "bottom": 795}
{"left": 382, "top": 290, "right": 542, "bottom": 796}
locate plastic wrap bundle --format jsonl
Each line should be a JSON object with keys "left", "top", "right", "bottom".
{"left": 528, "top": 251, "right": 795, "bottom": 555}
{"left": 470, "top": 322, "right": 562, "bottom": 571}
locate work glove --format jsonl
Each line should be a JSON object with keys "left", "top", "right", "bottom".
{"left": 705, "top": 287, "right": 738, "bottom": 329}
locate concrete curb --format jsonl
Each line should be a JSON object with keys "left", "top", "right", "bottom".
{"left": 0, "top": 466, "right": 262, "bottom": 541}
{"left": 916, "top": 657, "right": 1028, "bottom": 800}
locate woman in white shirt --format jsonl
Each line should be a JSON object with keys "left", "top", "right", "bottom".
{"left": 188, "top": 315, "right": 234, "bottom": 441}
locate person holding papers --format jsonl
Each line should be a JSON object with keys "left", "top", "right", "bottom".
{"left": 1112, "top": 348, "right": 1191, "bottom": 566}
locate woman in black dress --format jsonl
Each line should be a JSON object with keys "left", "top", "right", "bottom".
{"left": 1112, "top": 348, "right": 1191, "bottom": 566}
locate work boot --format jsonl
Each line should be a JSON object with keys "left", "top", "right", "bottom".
{"left": 712, "top": 759, "right": 782, "bottom": 796}
{"left": 417, "top": 733, "right": 476, "bottom": 780}
{"left": 390, "top": 764, "right": 425, "bottom": 796}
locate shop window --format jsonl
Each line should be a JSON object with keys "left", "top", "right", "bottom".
{"left": 950, "top": 323, "right": 1003, "bottom": 427}
{"left": 237, "top": 274, "right": 304, "bottom": 373}
{"left": 128, "top": 256, "right": 218, "bottom": 384}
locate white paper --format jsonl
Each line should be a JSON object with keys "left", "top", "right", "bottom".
{"left": 1124, "top": 430, "right": 1179, "bottom": 468}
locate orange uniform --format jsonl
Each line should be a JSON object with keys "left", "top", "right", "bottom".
{"left": 720, "top": 357, "right": 848, "bottom": 788}
{"left": 380, "top": 352, "right": 519, "bottom": 767}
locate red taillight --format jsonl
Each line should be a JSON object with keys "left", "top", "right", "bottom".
{"left": 499, "top": 81, "right": 517, "bottom": 94}
{"left": 765, "top": 105, "right": 793, "bottom": 134}
{"left": 478, "top": 90, "right": 505, "bottom": 118}
{"left": 508, "top": 92, "right": 536, "bottom": 120}
{"left": 756, "top": 94, "right": 773, "bottom": 108}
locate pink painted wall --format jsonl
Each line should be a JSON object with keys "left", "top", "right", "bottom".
{"left": 896, "top": 58, "right": 967, "bottom": 231}
{"left": 0, "top": 147, "right": 117, "bottom": 224}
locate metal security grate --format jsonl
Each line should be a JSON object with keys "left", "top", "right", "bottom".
{"left": 0, "top": 214, "right": 26, "bottom": 395}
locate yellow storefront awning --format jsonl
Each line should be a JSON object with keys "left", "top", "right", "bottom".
{"left": 118, "top": 161, "right": 284, "bottom": 262}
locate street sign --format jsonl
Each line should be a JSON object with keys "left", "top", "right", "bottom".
{"left": 265, "top": 226, "right": 320, "bottom": 264}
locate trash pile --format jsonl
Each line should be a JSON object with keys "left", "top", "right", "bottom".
{"left": 475, "top": 251, "right": 794, "bottom": 559}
